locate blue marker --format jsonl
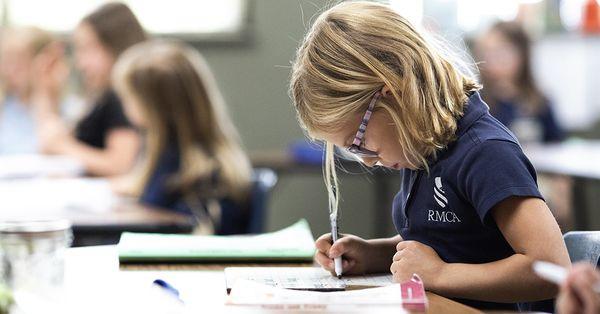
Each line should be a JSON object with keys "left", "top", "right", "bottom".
{"left": 153, "top": 279, "right": 183, "bottom": 303}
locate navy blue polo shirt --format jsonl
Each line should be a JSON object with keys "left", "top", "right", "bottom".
{"left": 392, "top": 92, "right": 548, "bottom": 311}
{"left": 140, "top": 141, "right": 250, "bottom": 235}
{"left": 490, "top": 97, "right": 564, "bottom": 143}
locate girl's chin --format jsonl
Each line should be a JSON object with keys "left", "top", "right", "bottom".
{"left": 382, "top": 162, "right": 400, "bottom": 170}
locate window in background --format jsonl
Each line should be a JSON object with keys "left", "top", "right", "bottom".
{"left": 389, "top": 0, "right": 423, "bottom": 26}
{"left": 560, "top": 0, "right": 588, "bottom": 31}
{"left": 389, "top": 0, "right": 549, "bottom": 35}
{"left": 2, "top": 0, "right": 250, "bottom": 41}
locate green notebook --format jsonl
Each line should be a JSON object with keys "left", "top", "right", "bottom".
{"left": 118, "top": 219, "right": 316, "bottom": 263}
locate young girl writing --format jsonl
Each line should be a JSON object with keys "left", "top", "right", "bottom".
{"left": 112, "top": 40, "right": 253, "bottom": 235}
{"left": 290, "top": 2, "right": 570, "bottom": 311}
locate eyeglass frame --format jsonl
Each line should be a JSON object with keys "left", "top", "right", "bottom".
{"left": 346, "top": 91, "right": 381, "bottom": 158}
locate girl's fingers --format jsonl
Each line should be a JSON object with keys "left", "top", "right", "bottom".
{"left": 330, "top": 236, "right": 356, "bottom": 258}
{"left": 392, "top": 250, "right": 403, "bottom": 261}
{"left": 327, "top": 258, "right": 356, "bottom": 277}
{"left": 315, "top": 251, "right": 333, "bottom": 270}
{"left": 342, "top": 258, "right": 355, "bottom": 273}
{"left": 557, "top": 284, "right": 580, "bottom": 314}
{"left": 315, "top": 233, "right": 332, "bottom": 253}
{"left": 571, "top": 273, "right": 600, "bottom": 314}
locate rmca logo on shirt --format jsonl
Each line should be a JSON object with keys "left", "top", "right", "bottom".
{"left": 428, "top": 177, "right": 461, "bottom": 223}
{"left": 433, "top": 177, "right": 448, "bottom": 208}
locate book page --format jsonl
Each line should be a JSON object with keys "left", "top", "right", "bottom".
{"left": 225, "top": 267, "right": 393, "bottom": 291}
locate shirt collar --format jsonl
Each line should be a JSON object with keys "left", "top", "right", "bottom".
{"left": 424, "top": 91, "right": 488, "bottom": 168}
{"left": 455, "top": 91, "right": 488, "bottom": 137}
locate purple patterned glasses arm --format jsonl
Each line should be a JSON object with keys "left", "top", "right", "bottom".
{"left": 346, "top": 92, "right": 381, "bottom": 158}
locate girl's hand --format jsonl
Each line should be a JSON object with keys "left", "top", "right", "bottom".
{"left": 390, "top": 240, "right": 446, "bottom": 289}
{"left": 37, "top": 116, "right": 73, "bottom": 155}
{"left": 556, "top": 263, "right": 600, "bottom": 314}
{"left": 31, "top": 41, "right": 69, "bottom": 115}
{"left": 314, "top": 233, "right": 389, "bottom": 275}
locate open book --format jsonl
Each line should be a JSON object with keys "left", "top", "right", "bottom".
{"left": 118, "top": 219, "right": 315, "bottom": 263}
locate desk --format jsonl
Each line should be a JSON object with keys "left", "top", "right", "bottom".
{"left": 524, "top": 141, "right": 600, "bottom": 230}
{"left": 70, "top": 203, "right": 194, "bottom": 246}
{"left": 54, "top": 245, "right": 481, "bottom": 314}
{"left": 0, "top": 178, "right": 194, "bottom": 246}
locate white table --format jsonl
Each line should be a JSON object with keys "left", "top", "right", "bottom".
{"left": 9, "top": 245, "right": 481, "bottom": 314}
{"left": 524, "top": 140, "right": 600, "bottom": 230}
{"left": 0, "top": 177, "right": 194, "bottom": 246}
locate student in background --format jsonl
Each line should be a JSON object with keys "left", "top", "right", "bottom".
{"left": 476, "top": 21, "right": 572, "bottom": 230}
{"left": 33, "top": 2, "right": 144, "bottom": 176}
{"left": 0, "top": 27, "right": 62, "bottom": 154}
{"left": 475, "top": 21, "right": 564, "bottom": 144}
{"left": 112, "top": 40, "right": 253, "bottom": 235}
{"left": 290, "top": 2, "right": 570, "bottom": 311}
{"left": 556, "top": 263, "right": 600, "bottom": 314}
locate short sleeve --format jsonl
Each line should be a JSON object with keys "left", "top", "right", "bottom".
{"left": 103, "top": 92, "right": 133, "bottom": 130}
{"left": 457, "top": 139, "right": 544, "bottom": 225}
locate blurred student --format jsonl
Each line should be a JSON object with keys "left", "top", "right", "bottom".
{"left": 112, "top": 40, "right": 252, "bottom": 235}
{"left": 33, "top": 2, "right": 144, "bottom": 176}
{"left": 0, "top": 27, "right": 60, "bottom": 154}
{"left": 290, "top": 2, "right": 570, "bottom": 311}
{"left": 475, "top": 21, "right": 563, "bottom": 144}
{"left": 556, "top": 263, "right": 600, "bottom": 314}
{"left": 476, "top": 21, "right": 573, "bottom": 230}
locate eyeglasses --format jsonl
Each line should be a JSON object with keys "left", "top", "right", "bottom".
{"left": 346, "top": 92, "right": 381, "bottom": 158}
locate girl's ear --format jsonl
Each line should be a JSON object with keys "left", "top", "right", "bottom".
{"left": 380, "top": 85, "right": 392, "bottom": 98}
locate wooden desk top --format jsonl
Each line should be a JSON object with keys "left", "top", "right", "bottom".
{"left": 60, "top": 245, "right": 481, "bottom": 314}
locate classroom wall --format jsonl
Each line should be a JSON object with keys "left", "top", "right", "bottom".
{"left": 194, "top": 0, "right": 399, "bottom": 239}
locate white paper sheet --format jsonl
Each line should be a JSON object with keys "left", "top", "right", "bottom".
{"left": 225, "top": 267, "right": 393, "bottom": 291}
{"left": 229, "top": 279, "right": 401, "bottom": 304}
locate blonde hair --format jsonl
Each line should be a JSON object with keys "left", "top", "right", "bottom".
{"left": 290, "top": 1, "right": 479, "bottom": 212}
{"left": 0, "top": 26, "right": 55, "bottom": 98}
{"left": 113, "top": 40, "right": 251, "bottom": 203}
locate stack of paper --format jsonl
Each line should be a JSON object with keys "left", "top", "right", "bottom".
{"left": 118, "top": 220, "right": 316, "bottom": 263}
{"left": 227, "top": 280, "right": 406, "bottom": 312}
{"left": 227, "top": 274, "right": 428, "bottom": 312}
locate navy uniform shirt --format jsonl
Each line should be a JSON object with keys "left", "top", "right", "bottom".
{"left": 140, "top": 141, "right": 250, "bottom": 235}
{"left": 392, "top": 92, "right": 548, "bottom": 311}
{"left": 490, "top": 98, "right": 564, "bottom": 143}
